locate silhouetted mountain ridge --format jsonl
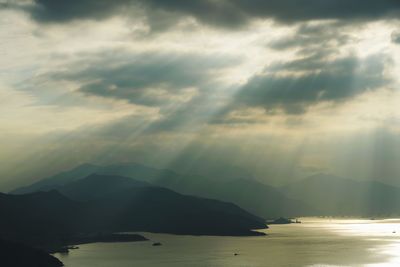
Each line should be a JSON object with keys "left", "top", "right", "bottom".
{"left": 56, "top": 174, "right": 150, "bottom": 201}
{"left": 0, "top": 239, "right": 63, "bottom": 267}
{"left": 2, "top": 173, "right": 267, "bottom": 254}
{"left": 83, "top": 183, "right": 266, "bottom": 235}
{"left": 12, "top": 162, "right": 312, "bottom": 218}
{"left": 12, "top": 163, "right": 100, "bottom": 194}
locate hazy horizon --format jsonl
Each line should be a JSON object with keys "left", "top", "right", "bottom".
{"left": 7, "top": 160, "right": 400, "bottom": 193}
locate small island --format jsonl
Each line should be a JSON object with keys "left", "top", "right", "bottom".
{"left": 266, "top": 217, "right": 301, "bottom": 224}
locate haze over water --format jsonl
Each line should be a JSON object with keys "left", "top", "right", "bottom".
{"left": 54, "top": 218, "right": 400, "bottom": 267}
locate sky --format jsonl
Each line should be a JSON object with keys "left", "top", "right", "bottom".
{"left": 1, "top": 0, "right": 400, "bottom": 190}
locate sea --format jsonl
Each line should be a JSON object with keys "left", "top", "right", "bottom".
{"left": 54, "top": 218, "right": 400, "bottom": 266}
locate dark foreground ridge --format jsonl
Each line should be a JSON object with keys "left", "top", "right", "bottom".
{"left": 0, "top": 239, "right": 63, "bottom": 267}
{"left": 1, "top": 174, "right": 267, "bottom": 255}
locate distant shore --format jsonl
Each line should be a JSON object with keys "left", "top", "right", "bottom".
{"left": 48, "top": 233, "right": 148, "bottom": 253}
{"left": 48, "top": 229, "right": 268, "bottom": 253}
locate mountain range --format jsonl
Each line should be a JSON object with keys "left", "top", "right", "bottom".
{"left": 2, "top": 173, "right": 266, "bottom": 254}
{"left": 12, "top": 162, "right": 312, "bottom": 218}
{"left": 13, "top": 163, "right": 400, "bottom": 218}
{"left": 7, "top": 162, "right": 400, "bottom": 266}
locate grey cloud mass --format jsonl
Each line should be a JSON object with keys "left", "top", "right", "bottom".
{"left": 46, "top": 51, "right": 239, "bottom": 107}
{"left": 269, "top": 23, "right": 352, "bottom": 54}
{"left": 233, "top": 54, "right": 392, "bottom": 114}
{"left": 391, "top": 31, "right": 400, "bottom": 44}
{"left": 215, "top": 22, "right": 394, "bottom": 116}
{"left": 12, "top": 0, "right": 400, "bottom": 28}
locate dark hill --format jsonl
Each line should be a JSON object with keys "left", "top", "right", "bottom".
{"left": 0, "top": 190, "right": 81, "bottom": 235}
{"left": 45, "top": 174, "right": 267, "bottom": 235}
{"left": 12, "top": 163, "right": 312, "bottom": 218}
{"left": 0, "top": 239, "right": 63, "bottom": 267}
{"left": 55, "top": 174, "right": 150, "bottom": 201}
{"left": 2, "top": 174, "right": 267, "bottom": 250}
{"left": 0, "top": 191, "right": 84, "bottom": 250}
{"left": 84, "top": 185, "right": 266, "bottom": 236}
{"left": 12, "top": 163, "right": 99, "bottom": 194}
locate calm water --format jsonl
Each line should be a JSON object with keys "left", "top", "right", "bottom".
{"left": 54, "top": 218, "right": 400, "bottom": 267}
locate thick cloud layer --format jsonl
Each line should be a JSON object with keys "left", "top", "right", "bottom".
{"left": 233, "top": 54, "right": 391, "bottom": 114}
{"left": 391, "top": 31, "right": 400, "bottom": 44}
{"left": 221, "top": 23, "right": 394, "bottom": 115}
{"left": 46, "top": 51, "right": 239, "bottom": 106}
{"left": 19, "top": 0, "right": 400, "bottom": 27}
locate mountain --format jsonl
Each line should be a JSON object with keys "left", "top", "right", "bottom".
{"left": 281, "top": 174, "right": 400, "bottom": 216}
{"left": 47, "top": 174, "right": 267, "bottom": 235}
{"left": 12, "top": 162, "right": 311, "bottom": 218}
{"left": 3, "top": 174, "right": 266, "bottom": 249}
{"left": 0, "top": 190, "right": 81, "bottom": 235}
{"left": 55, "top": 174, "right": 150, "bottom": 201}
{"left": 83, "top": 185, "right": 266, "bottom": 236}
{"left": 198, "top": 178, "right": 315, "bottom": 219}
{"left": 0, "top": 190, "right": 85, "bottom": 249}
{"left": 12, "top": 163, "right": 100, "bottom": 194}
{"left": 12, "top": 164, "right": 400, "bottom": 218}
{"left": 0, "top": 239, "right": 63, "bottom": 267}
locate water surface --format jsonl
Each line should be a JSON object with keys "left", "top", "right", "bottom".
{"left": 55, "top": 218, "right": 400, "bottom": 266}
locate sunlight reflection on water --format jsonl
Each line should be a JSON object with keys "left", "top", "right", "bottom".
{"left": 307, "top": 218, "right": 400, "bottom": 267}
{"left": 54, "top": 218, "right": 400, "bottom": 267}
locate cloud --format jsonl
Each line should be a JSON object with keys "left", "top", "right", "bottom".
{"left": 28, "top": 0, "right": 246, "bottom": 28}
{"left": 269, "top": 23, "right": 352, "bottom": 54}
{"left": 232, "top": 0, "right": 400, "bottom": 23}
{"left": 45, "top": 50, "right": 240, "bottom": 107}
{"left": 10, "top": 0, "right": 400, "bottom": 28}
{"left": 232, "top": 53, "right": 392, "bottom": 114}
{"left": 210, "top": 22, "right": 394, "bottom": 117}
{"left": 27, "top": 0, "right": 131, "bottom": 22}
{"left": 391, "top": 30, "right": 400, "bottom": 44}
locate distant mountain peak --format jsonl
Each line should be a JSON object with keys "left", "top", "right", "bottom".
{"left": 10, "top": 161, "right": 315, "bottom": 218}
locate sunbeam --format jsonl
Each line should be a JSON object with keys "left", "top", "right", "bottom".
{"left": 2, "top": 1, "right": 400, "bottom": 266}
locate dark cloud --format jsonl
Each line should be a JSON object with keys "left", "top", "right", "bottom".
{"left": 28, "top": 0, "right": 132, "bottom": 22}
{"left": 210, "top": 22, "right": 394, "bottom": 117}
{"left": 269, "top": 23, "right": 352, "bottom": 54}
{"left": 13, "top": 0, "right": 400, "bottom": 28}
{"left": 29, "top": 0, "right": 247, "bottom": 28}
{"left": 47, "top": 50, "right": 239, "bottom": 106}
{"left": 232, "top": 0, "right": 400, "bottom": 23}
{"left": 232, "top": 54, "right": 392, "bottom": 114}
{"left": 391, "top": 31, "right": 400, "bottom": 44}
